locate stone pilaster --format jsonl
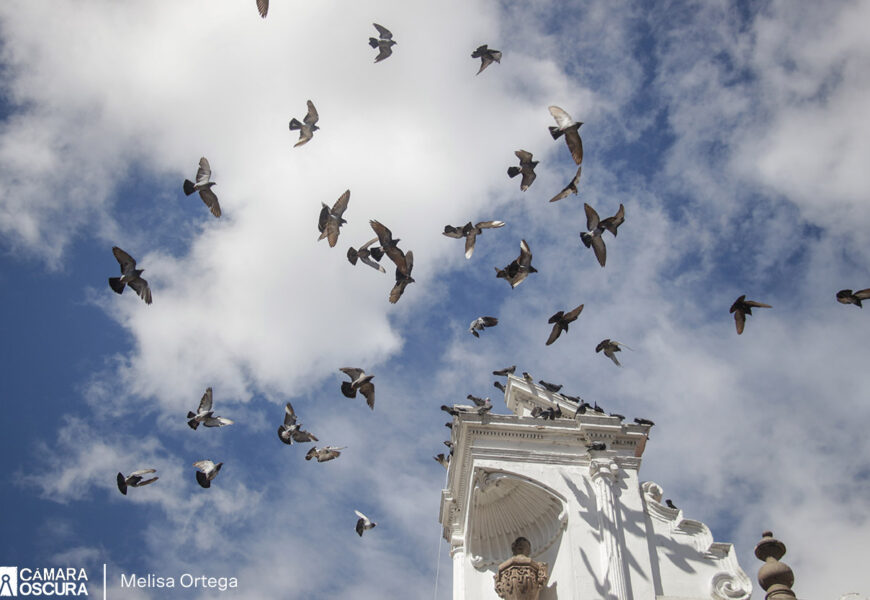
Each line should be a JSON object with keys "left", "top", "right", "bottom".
{"left": 590, "top": 458, "right": 632, "bottom": 600}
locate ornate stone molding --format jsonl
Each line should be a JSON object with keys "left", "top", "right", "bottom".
{"left": 493, "top": 538, "right": 549, "bottom": 600}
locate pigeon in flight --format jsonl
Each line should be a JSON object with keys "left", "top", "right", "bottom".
{"left": 441, "top": 395, "right": 492, "bottom": 416}
{"left": 548, "top": 105, "right": 583, "bottom": 165}
{"left": 469, "top": 316, "right": 499, "bottom": 338}
{"left": 370, "top": 220, "right": 415, "bottom": 303}
{"left": 305, "top": 446, "right": 345, "bottom": 462}
{"left": 355, "top": 510, "right": 377, "bottom": 536}
{"left": 507, "top": 150, "right": 538, "bottom": 191}
{"left": 434, "top": 453, "right": 450, "bottom": 468}
{"left": 369, "top": 23, "right": 397, "bottom": 63}
{"left": 318, "top": 190, "right": 350, "bottom": 248}
{"left": 347, "top": 238, "right": 385, "bottom": 273}
{"left": 116, "top": 469, "right": 158, "bottom": 495}
{"left": 187, "top": 387, "right": 234, "bottom": 430}
{"left": 492, "top": 365, "right": 515, "bottom": 376}
{"left": 256, "top": 0, "right": 268, "bottom": 17}
{"left": 289, "top": 100, "right": 319, "bottom": 148}
{"left": 549, "top": 166, "right": 582, "bottom": 203}
{"left": 109, "top": 247, "right": 152, "bottom": 305}
{"left": 546, "top": 304, "right": 584, "bottom": 345}
{"left": 442, "top": 220, "right": 505, "bottom": 259}
{"left": 496, "top": 239, "right": 538, "bottom": 288}
{"left": 595, "top": 339, "right": 632, "bottom": 367}
{"left": 471, "top": 44, "right": 502, "bottom": 75}
{"left": 193, "top": 460, "right": 223, "bottom": 489}
{"left": 836, "top": 288, "right": 870, "bottom": 307}
{"left": 277, "top": 402, "right": 319, "bottom": 445}
{"left": 182, "top": 157, "right": 221, "bottom": 217}
{"left": 730, "top": 295, "right": 772, "bottom": 334}
{"left": 537, "top": 380, "right": 563, "bottom": 393}
{"left": 388, "top": 251, "right": 415, "bottom": 303}
{"left": 339, "top": 368, "right": 375, "bottom": 410}
{"left": 580, "top": 204, "right": 609, "bottom": 267}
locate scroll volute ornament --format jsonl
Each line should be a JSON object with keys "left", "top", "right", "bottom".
{"left": 494, "top": 537, "right": 549, "bottom": 600}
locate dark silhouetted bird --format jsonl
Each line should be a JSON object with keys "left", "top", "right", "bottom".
{"left": 507, "top": 150, "right": 538, "bottom": 191}
{"left": 355, "top": 510, "right": 377, "bottom": 536}
{"left": 339, "top": 368, "right": 375, "bottom": 410}
{"left": 580, "top": 204, "right": 608, "bottom": 267}
{"left": 109, "top": 247, "right": 152, "bottom": 305}
{"left": 531, "top": 405, "right": 562, "bottom": 420}
{"left": 836, "top": 288, "right": 870, "bottom": 307}
{"left": 546, "top": 304, "right": 584, "bottom": 345}
{"left": 289, "top": 100, "right": 319, "bottom": 147}
{"left": 634, "top": 417, "right": 655, "bottom": 426}
{"left": 256, "top": 0, "right": 268, "bottom": 17}
{"left": 187, "top": 387, "right": 234, "bottom": 430}
{"left": 116, "top": 469, "right": 158, "bottom": 495}
{"left": 730, "top": 295, "right": 772, "bottom": 334}
{"left": 469, "top": 316, "right": 499, "bottom": 337}
{"left": 442, "top": 220, "right": 505, "bottom": 259}
{"left": 306, "top": 446, "right": 345, "bottom": 462}
{"left": 182, "top": 157, "right": 221, "bottom": 217}
{"left": 318, "top": 190, "right": 350, "bottom": 248}
{"left": 595, "top": 339, "right": 632, "bottom": 367}
{"left": 492, "top": 365, "right": 516, "bottom": 376}
{"left": 586, "top": 441, "right": 606, "bottom": 452}
{"left": 369, "top": 24, "right": 396, "bottom": 62}
{"left": 370, "top": 220, "right": 415, "bottom": 303}
{"left": 277, "top": 402, "right": 318, "bottom": 445}
{"left": 665, "top": 499, "right": 678, "bottom": 510}
{"left": 549, "top": 166, "right": 582, "bottom": 202}
{"left": 548, "top": 105, "right": 583, "bottom": 165}
{"left": 347, "top": 238, "right": 385, "bottom": 273}
{"left": 538, "top": 380, "right": 563, "bottom": 393}
{"left": 496, "top": 239, "right": 537, "bottom": 288}
{"left": 193, "top": 460, "right": 223, "bottom": 489}
{"left": 600, "top": 204, "right": 625, "bottom": 236}
{"left": 471, "top": 44, "right": 502, "bottom": 74}
{"left": 493, "top": 381, "right": 506, "bottom": 393}
{"left": 434, "top": 454, "right": 449, "bottom": 468}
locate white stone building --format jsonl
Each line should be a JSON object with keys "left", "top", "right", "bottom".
{"left": 438, "top": 374, "right": 752, "bottom": 600}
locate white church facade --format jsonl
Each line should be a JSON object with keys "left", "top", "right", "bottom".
{"left": 439, "top": 374, "right": 752, "bottom": 600}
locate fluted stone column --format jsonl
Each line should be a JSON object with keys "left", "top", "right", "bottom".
{"left": 755, "top": 531, "right": 797, "bottom": 600}
{"left": 590, "top": 458, "right": 631, "bottom": 600}
{"left": 493, "top": 537, "right": 549, "bottom": 600}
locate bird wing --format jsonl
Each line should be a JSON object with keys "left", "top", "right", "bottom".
{"left": 359, "top": 382, "right": 375, "bottom": 410}
{"left": 548, "top": 105, "right": 575, "bottom": 130}
{"left": 442, "top": 225, "right": 464, "bottom": 239}
{"left": 471, "top": 44, "right": 488, "bottom": 58}
{"left": 256, "top": 0, "right": 268, "bottom": 17}
{"left": 369, "top": 220, "right": 394, "bottom": 248}
{"left": 855, "top": 288, "right": 870, "bottom": 300}
{"left": 360, "top": 255, "right": 386, "bottom": 273}
{"left": 595, "top": 339, "right": 608, "bottom": 352}
{"left": 199, "top": 188, "right": 221, "bottom": 218}
{"left": 304, "top": 100, "right": 318, "bottom": 126}
{"left": 584, "top": 203, "right": 600, "bottom": 230}
{"left": 730, "top": 295, "right": 746, "bottom": 313}
{"left": 127, "top": 277, "right": 152, "bottom": 304}
{"left": 293, "top": 126, "right": 313, "bottom": 147}
{"left": 193, "top": 460, "right": 215, "bottom": 472}
{"left": 563, "top": 304, "right": 584, "bottom": 322}
{"left": 549, "top": 167, "right": 581, "bottom": 202}
{"left": 482, "top": 316, "right": 498, "bottom": 327}
{"left": 326, "top": 218, "right": 341, "bottom": 247}
{"left": 195, "top": 157, "right": 212, "bottom": 185}
{"left": 198, "top": 387, "right": 213, "bottom": 413}
{"left": 373, "top": 23, "right": 393, "bottom": 40}
{"left": 545, "top": 322, "right": 563, "bottom": 345}
{"left": 130, "top": 469, "right": 157, "bottom": 477}
{"left": 204, "top": 416, "right": 233, "bottom": 427}
{"left": 332, "top": 190, "right": 350, "bottom": 218}
{"left": 590, "top": 235, "right": 607, "bottom": 267}
{"left": 475, "top": 220, "right": 505, "bottom": 230}
{"left": 399, "top": 250, "right": 414, "bottom": 276}
{"left": 515, "top": 149, "right": 533, "bottom": 163}
{"left": 283, "top": 402, "right": 297, "bottom": 426}
{"left": 136, "top": 476, "right": 159, "bottom": 487}
{"left": 112, "top": 246, "right": 137, "bottom": 271}
{"left": 745, "top": 300, "right": 772, "bottom": 308}
{"left": 733, "top": 309, "right": 746, "bottom": 334}
{"left": 374, "top": 44, "right": 393, "bottom": 62}
{"left": 564, "top": 128, "right": 583, "bottom": 165}
{"left": 340, "top": 367, "right": 365, "bottom": 381}
{"left": 464, "top": 230, "right": 477, "bottom": 259}
{"left": 599, "top": 204, "right": 625, "bottom": 235}
{"left": 518, "top": 239, "right": 533, "bottom": 267}
{"left": 359, "top": 237, "right": 380, "bottom": 251}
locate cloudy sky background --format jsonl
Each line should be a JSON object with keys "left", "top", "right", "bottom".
{"left": 1, "top": 0, "right": 869, "bottom": 597}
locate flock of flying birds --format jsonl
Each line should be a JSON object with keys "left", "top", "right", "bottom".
{"left": 105, "top": 13, "right": 870, "bottom": 541}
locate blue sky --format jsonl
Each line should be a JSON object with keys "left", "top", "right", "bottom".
{"left": 1, "top": 1, "right": 869, "bottom": 598}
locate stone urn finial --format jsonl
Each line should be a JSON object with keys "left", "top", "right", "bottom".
{"left": 494, "top": 536, "right": 549, "bottom": 600}
{"left": 755, "top": 531, "right": 796, "bottom": 600}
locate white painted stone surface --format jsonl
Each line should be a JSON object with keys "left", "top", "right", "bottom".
{"left": 439, "top": 375, "right": 751, "bottom": 600}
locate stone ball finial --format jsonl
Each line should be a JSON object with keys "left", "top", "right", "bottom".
{"left": 511, "top": 537, "right": 531, "bottom": 557}
{"left": 755, "top": 531, "right": 795, "bottom": 596}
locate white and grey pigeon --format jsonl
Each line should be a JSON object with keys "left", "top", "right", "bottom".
{"left": 354, "top": 510, "right": 377, "bottom": 536}
{"left": 318, "top": 190, "right": 350, "bottom": 248}
{"left": 182, "top": 157, "right": 221, "bottom": 217}
{"left": 116, "top": 469, "right": 158, "bottom": 495}
{"left": 548, "top": 105, "right": 583, "bottom": 165}
{"left": 108, "top": 246, "right": 152, "bottom": 305}
{"left": 469, "top": 316, "right": 498, "bottom": 338}
{"left": 507, "top": 150, "right": 538, "bottom": 191}
{"left": 471, "top": 44, "right": 502, "bottom": 75}
{"left": 305, "top": 446, "right": 345, "bottom": 462}
{"left": 278, "top": 402, "right": 319, "bottom": 445}
{"left": 369, "top": 23, "right": 397, "bottom": 63}
{"left": 347, "top": 238, "right": 386, "bottom": 273}
{"left": 339, "top": 368, "right": 375, "bottom": 410}
{"left": 442, "top": 220, "right": 505, "bottom": 259}
{"left": 193, "top": 460, "right": 223, "bottom": 489}
{"left": 289, "top": 100, "right": 319, "bottom": 147}
{"left": 187, "top": 387, "right": 234, "bottom": 430}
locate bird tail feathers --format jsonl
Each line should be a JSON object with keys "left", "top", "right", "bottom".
{"left": 549, "top": 126, "right": 565, "bottom": 140}
{"left": 183, "top": 179, "right": 196, "bottom": 196}
{"left": 108, "top": 277, "right": 125, "bottom": 294}
{"left": 507, "top": 166, "right": 521, "bottom": 178}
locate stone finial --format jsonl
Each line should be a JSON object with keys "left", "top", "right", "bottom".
{"left": 755, "top": 531, "right": 796, "bottom": 600}
{"left": 494, "top": 537, "right": 549, "bottom": 600}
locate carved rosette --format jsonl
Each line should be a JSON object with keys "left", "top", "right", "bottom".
{"left": 494, "top": 555, "right": 549, "bottom": 600}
